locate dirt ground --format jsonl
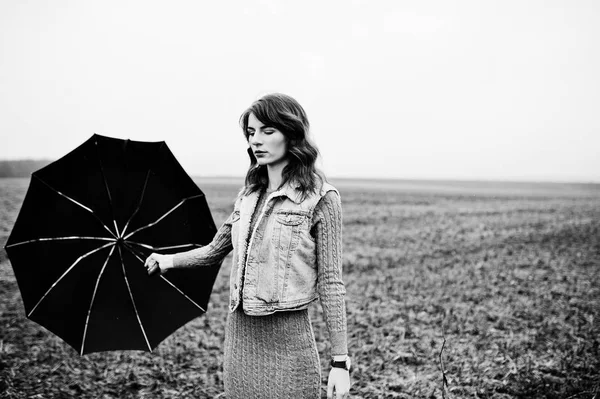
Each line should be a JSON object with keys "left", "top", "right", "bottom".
{"left": 1, "top": 177, "right": 599, "bottom": 398}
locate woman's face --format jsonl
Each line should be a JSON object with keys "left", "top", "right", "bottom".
{"left": 246, "top": 112, "right": 289, "bottom": 168}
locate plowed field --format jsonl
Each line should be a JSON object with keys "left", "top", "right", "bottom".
{"left": 1, "top": 177, "right": 599, "bottom": 398}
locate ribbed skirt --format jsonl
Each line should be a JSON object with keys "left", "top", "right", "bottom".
{"left": 223, "top": 308, "right": 321, "bottom": 399}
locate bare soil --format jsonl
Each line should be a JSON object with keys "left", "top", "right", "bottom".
{"left": 1, "top": 177, "right": 599, "bottom": 398}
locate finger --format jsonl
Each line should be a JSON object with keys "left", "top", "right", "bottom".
{"left": 144, "top": 254, "right": 154, "bottom": 268}
{"left": 327, "top": 377, "right": 334, "bottom": 399}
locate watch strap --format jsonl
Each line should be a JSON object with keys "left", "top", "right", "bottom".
{"left": 330, "top": 359, "right": 349, "bottom": 370}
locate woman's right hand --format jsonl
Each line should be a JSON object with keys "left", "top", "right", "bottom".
{"left": 144, "top": 253, "right": 174, "bottom": 276}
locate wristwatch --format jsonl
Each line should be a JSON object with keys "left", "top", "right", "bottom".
{"left": 330, "top": 357, "right": 351, "bottom": 371}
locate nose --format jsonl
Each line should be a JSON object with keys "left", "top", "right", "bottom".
{"left": 249, "top": 132, "right": 262, "bottom": 147}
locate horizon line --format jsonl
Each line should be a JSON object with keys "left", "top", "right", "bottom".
{"left": 0, "top": 159, "right": 598, "bottom": 185}
{"left": 192, "top": 174, "right": 600, "bottom": 186}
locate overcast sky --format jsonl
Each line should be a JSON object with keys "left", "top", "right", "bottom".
{"left": 1, "top": 0, "right": 598, "bottom": 182}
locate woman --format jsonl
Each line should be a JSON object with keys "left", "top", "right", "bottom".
{"left": 145, "top": 93, "right": 350, "bottom": 399}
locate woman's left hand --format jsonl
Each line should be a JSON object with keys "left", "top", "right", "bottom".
{"left": 327, "top": 367, "right": 350, "bottom": 398}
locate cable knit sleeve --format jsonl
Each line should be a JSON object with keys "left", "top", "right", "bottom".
{"left": 172, "top": 209, "right": 235, "bottom": 268}
{"left": 312, "top": 190, "right": 348, "bottom": 356}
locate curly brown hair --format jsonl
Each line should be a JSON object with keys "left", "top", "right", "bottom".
{"left": 239, "top": 93, "right": 324, "bottom": 201}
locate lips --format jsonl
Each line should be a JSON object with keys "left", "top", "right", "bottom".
{"left": 254, "top": 151, "right": 267, "bottom": 156}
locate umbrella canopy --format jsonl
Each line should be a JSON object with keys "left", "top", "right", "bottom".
{"left": 4, "top": 134, "right": 220, "bottom": 355}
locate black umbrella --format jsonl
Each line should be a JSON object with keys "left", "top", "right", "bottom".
{"left": 4, "top": 134, "right": 220, "bottom": 355}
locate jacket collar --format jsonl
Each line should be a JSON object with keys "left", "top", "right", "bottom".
{"left": 242, "top": 179, "right": 319, "bottom": 205}
{"left": 271, "top": 180, "right": 303, "bottom": 204}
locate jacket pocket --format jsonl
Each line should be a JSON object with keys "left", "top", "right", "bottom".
{"left": 272, "top": 210, "right": 309, "bottom": 253}
{"left": 275, "top": 212, "right": 304, "bottom": 226}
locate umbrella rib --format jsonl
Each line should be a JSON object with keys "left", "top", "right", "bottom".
{"left": 117, "top": 245, "right": 152, "bottom": 352}
{"left": 28, "top": 242, "right": 116, "bottom": 318}
{"left": 124, "top": 246, "right": 207, "bottom": 313}
{"left": 34, "top": 175, "right": 117, "bottom": 239}
{"left": 123, "top": 194, "right": 205, "bottom": 240}
{"left": 120, "top": 171, "right": 151, "bottom": 238}
{"left": 159, "top": 276, "right": 207, "bottom": 313}
{"left": 5, "top": 236, "right": 116, "bottom": 249}
{"left": 125, "top": 240, "right": 202, "bottom": 252}
{"left": 80, "top": 244, "right": 116, "bottom": 355}
{"left": 122, "top": 241, "right": 146, "bottom": 260}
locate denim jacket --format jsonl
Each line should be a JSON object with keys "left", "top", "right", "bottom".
{"left": 172, "top": 179, "right": 347, "bottom": 354}
{"left": 228, "top": 181, "right": 338, "bottom": 315}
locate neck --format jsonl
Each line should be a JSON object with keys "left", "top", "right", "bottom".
{"left": 266, "top": 160, "right": 288, "bottom": 190}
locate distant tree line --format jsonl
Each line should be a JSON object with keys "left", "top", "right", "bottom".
{"left": 0, "top": 160, "right": 53, "bottom": 177}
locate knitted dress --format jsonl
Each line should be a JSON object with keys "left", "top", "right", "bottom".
{"left": 173, "top": 188, "right": 347, "bottom": 399}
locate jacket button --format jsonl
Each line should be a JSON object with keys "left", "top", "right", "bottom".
{"left": 234, "top": 283, "right": 238, "bottom": 290}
